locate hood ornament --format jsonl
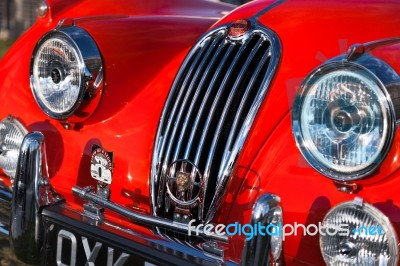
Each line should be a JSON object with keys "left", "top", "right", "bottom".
{"left": 228, "top": 19, "right": 251, "bottom": 39}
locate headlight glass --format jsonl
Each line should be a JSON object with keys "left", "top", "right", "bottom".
{"left": 320, "top": 199, "right": 398, "bottom": 266}
{"left": 292, "top": 62, "right": 395, "bottom": 180}
{"left": 32, "top": 36, "right": 82, "bottom": 117}
{"left": 30, "top": 26, "right": 103, "bottom": 120}
{"left": 0, "top": 117, "right": 28, "bottom": 178}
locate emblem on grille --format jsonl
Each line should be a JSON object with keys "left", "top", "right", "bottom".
{"left": 176, "top": 171, "right": 191, "bottom": 192}
{"left": 166, "top": 160, "right": 203, "bottom": 211}
{"left": 228, "top": 19, "right": 250, "bottom": 38}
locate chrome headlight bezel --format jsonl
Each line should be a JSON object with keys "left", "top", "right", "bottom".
{"left": 292, "top": 61, "right": 396, "bottom": 181}
{"left": 30, "top": 26, "right": 103, "bottom": 121}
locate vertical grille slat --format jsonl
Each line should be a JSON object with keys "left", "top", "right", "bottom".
{"left": 155, "top": 33, "right": 224, "bottom": 208}
{"left": 179, "top": 44, "right": 234, "bottom": 161}
{"left": 200, "top": 37, "right": 267, "bottom": 216}
{"left": 192, "top": 40, "right": 252, "bottom": 164}
{"left": 151, "top": 24, "right": 281, "bottom": 224}
{"left": 219, "top": 46, "right": 272, "bottom": 173}
{"left": 162, "top": 32, "right": 226, "bottom": 166}
{"left": 163, "top": 33, "right": 227, "bottom": 168}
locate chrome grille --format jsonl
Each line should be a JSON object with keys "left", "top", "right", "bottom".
{"left": 151, "top": 23, "right": 280, "bottom": 224}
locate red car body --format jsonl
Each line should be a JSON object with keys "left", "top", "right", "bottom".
{"left": 1, "top": 0, "right": 400, "bottom": 265}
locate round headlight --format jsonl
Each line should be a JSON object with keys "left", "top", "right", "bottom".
{"left": 320, "top": 198, "right": 398, "bottom": 265}
{"left": 30, "top": 26, "right": 103, "bottom": 120}
{"left": 292, "top": 62, "right": 395, "bottom": 180}
{"left": 0, "top": 117, "right": 28, "bottom": 178}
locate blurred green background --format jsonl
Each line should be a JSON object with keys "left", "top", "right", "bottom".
{"left": 0, "top": 39, "right": 12, "bottom": 58}
{"left": 0, "top": 0, "right": 40, "bottom": 59}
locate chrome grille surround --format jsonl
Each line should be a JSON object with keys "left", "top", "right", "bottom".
{"left": 151, "top": 22, "right": 281, "bottom": 224}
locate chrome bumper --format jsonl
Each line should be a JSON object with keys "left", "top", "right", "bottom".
{"left": 1, "top": 132, "right": 63, "bottom": 263}
{"left": 0, "top": 131, "right": 282, "bottom": 265}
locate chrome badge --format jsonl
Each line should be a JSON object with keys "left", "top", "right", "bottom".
{"left": 84, "top": 145, "right": 114, "bottom": 220}
{"left": 228, "top": 19, "right": 250, "bottom": 39}
{"left": 91, "top": 145, "right": 113, "bottom": 185}
{"left": 166, "top": 160, "right": 204, "bottom": 211}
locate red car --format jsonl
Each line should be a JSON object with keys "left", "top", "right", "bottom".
{"left": 1, "top": 0, "right": 400, "bottom": 265}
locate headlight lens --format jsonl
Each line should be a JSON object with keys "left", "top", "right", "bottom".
{"left": 0, "top": 117, "right": 28, "bottom": 178}
{"left": 30, "top": 26, "right": 102, "bottom": 120}
{"left": 32, "top": 36, "right": 82, "bottom": 117}
{"left": 292, "top": 62, "right": 395, "bottom": 180}
{"left": 320, "top": 198, "right": 398, "bottom": 266}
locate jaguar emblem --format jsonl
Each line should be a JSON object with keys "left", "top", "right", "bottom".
{"left": 165, "top": 159, "right": 203, "bottom": 210}
{"left": 175, "top": 171, "right": 191, "bottom": 192}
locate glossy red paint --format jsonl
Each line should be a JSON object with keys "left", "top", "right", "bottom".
{"left": 1, "top": 0, "right": 400, "bottom": 265}
{"left": 215, "top": 0, "right": 400, "bottom": 264}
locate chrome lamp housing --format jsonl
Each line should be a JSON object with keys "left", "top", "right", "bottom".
{"left": 292, "top": 58, "right": 397, "bottom": 181}
{"left": 30, "top": 26, "right": 103, "bottom": 120}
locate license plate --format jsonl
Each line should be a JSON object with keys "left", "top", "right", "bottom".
{"left": 43, "top": 222, "right": 157, "bottom": 266}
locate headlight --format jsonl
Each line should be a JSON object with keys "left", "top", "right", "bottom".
{"left": 30, "top": 26, "right": 103, "bottom": 120}
{"left": 320, "top": 198, "right": 398, "bottom": 265}
{"left": 292, "top": 62, "right": 395, "bottom": 180}
{"left": 0, "top": 117, "right": 28, "bottom": 178}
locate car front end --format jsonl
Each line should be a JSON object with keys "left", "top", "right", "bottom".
{"left": 1, "top": 0, "right": 400, "bottom": 265}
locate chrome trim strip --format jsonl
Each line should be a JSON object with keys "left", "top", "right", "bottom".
{"left": 72, "top": 186, "right": 228, "bottom": 243}
{"left": 10, "top": 132, "right": 63, "bottom": 263}
{"left": 241, "top": 193, "right": 281, "bottom": 266}
{"left": 254, "top": 0, "right": 286, "bottom": 20}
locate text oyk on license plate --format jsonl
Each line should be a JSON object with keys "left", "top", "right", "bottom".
{"left": 43, "top": 221, "right": 158, "bottom": 266}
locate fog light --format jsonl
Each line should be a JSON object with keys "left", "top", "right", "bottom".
{"left": 0, "top": 117, "right": 28, "bottom": 178}
{"left": 320, "top": 198, "right": 398, "bottom": 265}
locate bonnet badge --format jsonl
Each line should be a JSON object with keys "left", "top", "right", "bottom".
{"left": 228, "top": 19, "right": 250, "bottom": 38}
{"left": 166, "top": 159, "right": 204, "bottom": 210}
